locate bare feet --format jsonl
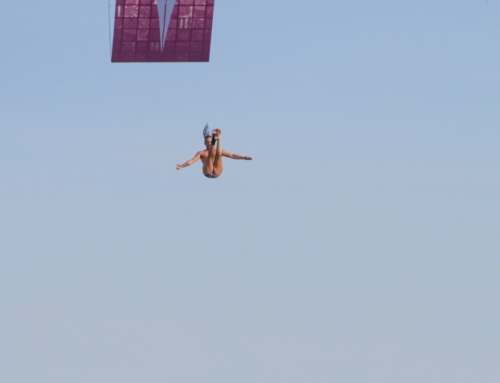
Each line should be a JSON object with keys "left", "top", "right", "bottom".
{"left": 212, "top": 128, "right": 221, "bottom": 140}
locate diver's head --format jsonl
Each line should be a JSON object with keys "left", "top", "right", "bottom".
{"left": 203, "top": 123, "right": 213, "bottom": 148}
{"left": 204, "top": 135, "right": 213, "bottom": 148}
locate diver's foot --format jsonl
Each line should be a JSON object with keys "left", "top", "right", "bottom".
{"left": 212, "top": 129, "right": 219, "bottom": 141}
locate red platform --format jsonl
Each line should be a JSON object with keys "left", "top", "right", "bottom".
{"left": 112, "top": 0, "right": 215, "bottom": 62}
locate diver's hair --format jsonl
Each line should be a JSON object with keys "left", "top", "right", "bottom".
{"left": 203, "top": 123, "right": 216, "bottom": 145}
{"left": 203, "top": 124, "right": 211, "bottom": 139}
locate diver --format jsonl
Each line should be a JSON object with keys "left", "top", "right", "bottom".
{"left": 176, "top": 125, "right": 252, "bottom": 178}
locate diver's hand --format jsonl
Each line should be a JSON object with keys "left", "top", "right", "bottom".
{"left": 245, "top": 156, "right": 252, "bottom": 160}
{"left": 176, "top": 164, "right": 183, "bottom": 170}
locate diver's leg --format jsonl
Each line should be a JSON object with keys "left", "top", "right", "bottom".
{"left": 212, "top": 129, "right": 224, "bottom": 177}
{"left": 202, "top": 145, "right": 216, "bottom": 176}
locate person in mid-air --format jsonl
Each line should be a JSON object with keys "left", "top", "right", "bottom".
{"left": 176, "top": 125, "right": 252, "bottom": 178}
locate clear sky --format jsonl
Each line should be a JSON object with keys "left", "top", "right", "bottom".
{"left": 1, "top": 1, "right": 499, "bottom": 382}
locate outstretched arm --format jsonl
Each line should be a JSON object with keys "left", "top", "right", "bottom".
{"left": 176, "top": 152, "right": 201, "bottom": 170}
{"left": 222, "top": 150, "right": 252, "bottom": 160}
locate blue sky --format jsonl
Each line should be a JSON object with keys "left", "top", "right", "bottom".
{"left": 1, "top": 1, "right": 499, "bottom": 382}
